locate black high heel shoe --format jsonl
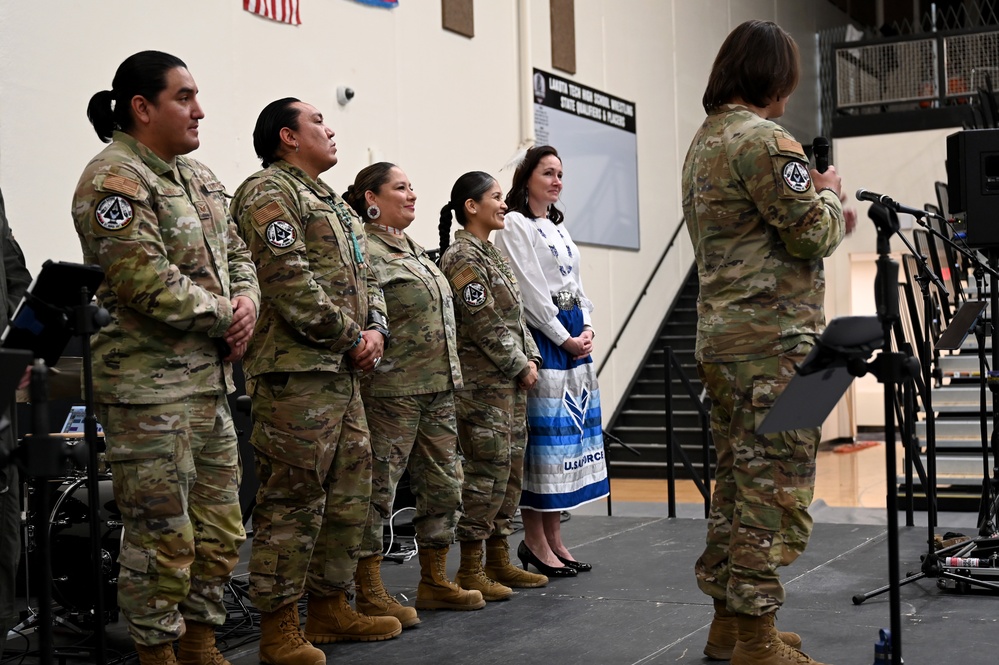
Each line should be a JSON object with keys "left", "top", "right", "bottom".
{"left": 555, "top": 554, "right": 592, "bottom": 572}
{"left": 517, "top": 541, "right": 577, "bottom": 577}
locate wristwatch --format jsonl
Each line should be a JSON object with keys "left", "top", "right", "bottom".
{"left": 367, "top": 311, "right": 391, "bottom": 349}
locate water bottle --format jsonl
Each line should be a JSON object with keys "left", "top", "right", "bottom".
{"left": 874, "top": 628, "right": 889, "bottom": 663}
{"left": 874, "top": 628, "right": 902, "bottom": 663}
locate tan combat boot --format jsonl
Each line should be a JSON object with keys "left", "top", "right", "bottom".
{"left": 455, "top": 540, "right": 513, "bottom": 601}
{"left": 415, "top": 546, "right": 486, "bottom": 610}
{"left": 355, "top": 554, "right": 421, "bottom": 628}
{"left": 134, "top": 643, "right": 178, "bottom": 665}
{"left": 731, "top": 613, "right": 828, "bottom": 665}
{"left": 177, "top": 621, "right": 230, "bottom": 665}
{"left": 304, "top": 589, "right": 402, "bottom": 643}
{"left": 704, "top": 599, "right": 802, "bottom": 660}
{"left": 484, "top": 535, "right": 548, "bottom": 588}
{"left": 258, "top": 602, "right": 326, "bottom": 665}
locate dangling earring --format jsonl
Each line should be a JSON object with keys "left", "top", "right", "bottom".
{"left": 366, "top": 204, "right": 381, "bottom": 220}
{"left": 294, "top": 143, "right": 300, "bottom": 153}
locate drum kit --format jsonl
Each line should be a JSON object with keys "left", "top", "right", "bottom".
{"left": 14, "top": 357, "right": 120, "bottom": 632}
{"left": 30, "top": 464, "right": 120, "bottom": 622}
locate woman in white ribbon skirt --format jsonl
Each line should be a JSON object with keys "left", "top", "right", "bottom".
{"left": 494, "top": 145, "right": 609, "bottom": 575}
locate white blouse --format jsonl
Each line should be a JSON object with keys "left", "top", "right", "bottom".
{"left": 494, "top": 210, "right": 594, "bottom": 345}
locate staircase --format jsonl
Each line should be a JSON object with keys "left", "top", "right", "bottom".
{"left": 606, "top": 266, "right": 713, "bottom": 479}
{"left": 906, "top": 310, "right": 994, "bottom": 513}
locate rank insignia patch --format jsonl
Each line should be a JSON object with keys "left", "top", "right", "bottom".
{"left": 195, "top": 200, "right": 211, "bottom": 219}
{"left": 266, "top": 220, "right": 297, "bottom": 248}
{"left": 782, "top": 161, "right": 811, "bottom": 192}
{"left": 95, "top": 195, "right": 134, "bottom": 231}
{"left": 463, "top": 282, "right": 487, "bottom": 307}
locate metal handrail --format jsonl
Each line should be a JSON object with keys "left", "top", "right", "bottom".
{"left": 596, "top": 218, "right": 688, "bottom": 377}
{"left": 665, "top": 346, "right": 712, "bottom": 518}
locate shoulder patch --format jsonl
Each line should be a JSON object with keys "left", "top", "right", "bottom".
{"left": 451, "top": 265, "right": 480, "bottom": 289}
{"left": 253, "top": 201, "right": 284, "bottom": 225}
{"left": 782, "top": 161, "right": 811, "bottom": 193}
{"left": 462, "top": 282, "right": 487, "bottom": 308}
{"left": 95, "top": 195, "right": 134, "bottom": 231}
{"left": 776, "top": 137, "right": 804, "bottom": 156}
{"left": 102, "top": 173, "right": 141, "bottom": 198}
{"left": 265, "top": 220, "right": 297, "bottom": 248}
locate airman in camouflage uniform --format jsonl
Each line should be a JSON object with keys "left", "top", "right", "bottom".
{"left": 71, "top": 52, "right": 260, "bottom": 665}
{"left": 439, "top": 174, "right": 549, "bottom": 597}
{"left": 0, "top": 188, "right": 32, "bottom": 663}
{"left": 342, "top": 162, "right": 483, "bottom": 621}
{"left": 681, "top": 20, "right": 848, "bottom": 665}
{"left": 230, "top": 98, "right": 398, "bottom": 665}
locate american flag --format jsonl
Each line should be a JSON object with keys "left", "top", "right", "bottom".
{"left": 243, "top": 0, "right": 301, "bottom": 25}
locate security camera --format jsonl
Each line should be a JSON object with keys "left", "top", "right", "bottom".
{"left": 337, "top": 86, "right": 355, "bottom": 106}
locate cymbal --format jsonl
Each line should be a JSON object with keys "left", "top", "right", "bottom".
{"left": 16, "top": 356, "right": 84, "bottom": 402}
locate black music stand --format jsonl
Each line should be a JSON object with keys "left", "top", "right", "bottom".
{"left": 757, "top": 318, "right": 883, "bottom": 435}
{"left": 1, "top": 260, "right": 106, "bottom": 665}
{"left": 936, "top": 301, "right": 988, "bottom": 352}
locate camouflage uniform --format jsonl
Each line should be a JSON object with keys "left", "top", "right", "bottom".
{"left": 358, "top": 224, "right": 464, "bottom": 555}
{"left": 0, "top": 188, "right": 31, "bottom": 660}
{"left": 438, "top": 230, "right": 541, "bottom": 541}
{"left": 71, "top": 131, "right": 260, "bottom": 646}
{"left": 681, "top": 105, "right": 845, "bottom": 616}
{"left": 230, "top": 160, "right": 385, "bottom": 612}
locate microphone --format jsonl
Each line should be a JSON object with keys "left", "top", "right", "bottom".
{"left": 855, "top": 189, "right": 941, "bottom": 221}
{"left": 812, "top": 137, "right": 829, "bottom": 173}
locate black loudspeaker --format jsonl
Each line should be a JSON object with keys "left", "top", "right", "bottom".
{"left": 946, "top": 128, "right": 999, "bottom": 247}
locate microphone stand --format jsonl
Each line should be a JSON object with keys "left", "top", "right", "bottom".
{"left": 863, "top": 202, "right": 912, "bottom": 665}
{"left": 73, "top": 286, "right": 111, "bottom": 661}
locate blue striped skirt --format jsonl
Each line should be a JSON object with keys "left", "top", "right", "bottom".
{"left": 520, "top": 306, "right": 610, "bottom": 511}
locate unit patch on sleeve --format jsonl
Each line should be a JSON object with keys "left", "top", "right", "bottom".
{"left": 462, "top": 282, "right": 487, "bottom": 308}
{"left": 95, "top": 195, "right": 134, "bottom": 231}
{"left": 782, "top": 161, "right": 811, "bottom": 193}
{"left": 265, "top": 220, "right": 297, "bottom": 248}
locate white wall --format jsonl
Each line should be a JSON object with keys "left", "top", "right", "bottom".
{"left": 0, "top": 0, "right": 853, "bottom": 421}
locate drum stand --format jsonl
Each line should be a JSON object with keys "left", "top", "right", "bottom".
{"left": 7, "top": 286, "right": 109, "bottom": 665}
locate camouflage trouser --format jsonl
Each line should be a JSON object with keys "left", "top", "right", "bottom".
{"left": 358, "top": 391, "right": 462, "bottom": 556}
{"left": 455, "top": 387, "right": 528, "bottom": 541}
{"left": 0, "top": 461, "right": 19, "bottom": 659}
{"left": 98, "top": 396, "right": 244, "bottom": 646}
{"left": 246, "top": 371, "right": 372, "bottom": 612}
{"left": 695, "top": 342, "right": 819, "bottom": 616}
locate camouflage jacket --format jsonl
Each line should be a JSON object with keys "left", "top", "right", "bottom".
{"left": 0, "top": 187, "right": 32, "bottom": 465}
{"left": 439, "top": 230, "right": 540, "bottom": 390}
{"left": 230, "top": 161, "right": 386, "bottom": 379}
{"left": 681, "top": 105, "right": 845, "bottom": 363}
{"left": 0, "top": 188, "right": 31, "bottom": 338}
{"left": 71, "top": 131, "right": 260, "bottom": 403}
{"left": 360, "top": 224, "right": 462, "bottom": 397}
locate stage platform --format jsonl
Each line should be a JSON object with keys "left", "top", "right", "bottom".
{"left": 8, "top": 508, "right": 999, "bottom": 664}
